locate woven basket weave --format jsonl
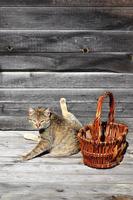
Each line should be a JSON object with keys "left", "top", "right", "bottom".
{"left": 78, "top": 92, "right": 128, "bottom": 169}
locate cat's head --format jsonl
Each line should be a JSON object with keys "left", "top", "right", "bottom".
{"left": 28, "top": 107, "right": 52, "bottom": 129}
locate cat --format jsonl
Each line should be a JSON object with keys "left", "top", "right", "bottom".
{"left": 23, "top": 97, "right": 82, "bottom": 142}
{"left": 22, "top": 106, "right": 82, "bottom": 161}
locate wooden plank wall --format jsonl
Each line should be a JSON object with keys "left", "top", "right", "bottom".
{"left": 0, "top": 0, "right": 133, "bottom": 133}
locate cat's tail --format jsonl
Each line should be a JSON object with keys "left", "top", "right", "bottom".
{"left": 23, "top": 133, "right": 40, "bottom": 142}
{"left": 60, "top": 98, "right": 68, "bottom": 115}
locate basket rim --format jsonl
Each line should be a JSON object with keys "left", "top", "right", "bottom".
{"left": 78, "top": 132, "right": 127, "bottom": 145}
{"left": 85, "top": 121, "right": 128, "bottom": 128}
{"left": 78, "top": 121, "right": 128, "bottom": 145}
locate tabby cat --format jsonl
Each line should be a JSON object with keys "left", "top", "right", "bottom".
{"left": 22, "top": 106, "right": 82, "bottom": 161}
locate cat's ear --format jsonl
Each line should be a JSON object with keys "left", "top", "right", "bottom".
{"left": 28, "top": 108, "right": 34, "bottom": 115}
{"left": 45, "top": 108, "right": 52, "bottom": 117}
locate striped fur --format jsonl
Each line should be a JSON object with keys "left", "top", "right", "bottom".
{"left": 22, "top": 108, "right": 82, "bottom": 161}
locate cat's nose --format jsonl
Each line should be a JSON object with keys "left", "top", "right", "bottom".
{"left": 36, "top": 123, "right": 41, "bottom": 128}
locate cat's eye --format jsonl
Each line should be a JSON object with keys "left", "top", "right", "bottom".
{"left": 29, "top": 119, "right": 36, "bottom": 123}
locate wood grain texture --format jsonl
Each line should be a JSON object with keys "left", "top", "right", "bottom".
{"left": 0, "top": 72, "right": 133, "bottom": 88}
{"left": 0, "top": 89, "right": 132, "bottom": 129}
{"left": 0, "top": 102, "right": 133, "bottom": 130}
{"left": 0, "top": 88, "right": 132, "bottom": 102}
{"left": 0, "top": 7, "right": 133, "bottom": 30}
{"left": 0, "top": 111, "right": 132, "bottom": 130}
{"left": 0, "top": 116, "right": 132, "bottom": 131}
{"left": 0, "top": 31, "right": 133, "bottom": 53}
{"left": 0, "top": 130, "right": 133, "bottom": 199}
{"left": 0, "top": 53, "right": 132, "bottom": 73}
{"left": 0, "top": 101, "right": 132, "bottom": 118}
{"left": 0, "top": 2, "right": 132, "bottom": 199}
{"left": 1, "top": 170, "right": 133, "bottom": 183}
{"left": 0, "top": 88, "right": 131, "bottom": 130}
{"left": 0, "top": 188, "right": 132, "bottom": 200}
{"left": 0, "top": 0, "right": 133, "bottom": 7}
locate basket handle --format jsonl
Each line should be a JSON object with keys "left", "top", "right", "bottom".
{"left": 93, "top": 92, "right": 115, "bottom": 140}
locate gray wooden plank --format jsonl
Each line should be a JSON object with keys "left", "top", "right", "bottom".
{"left": 0, "top": 171, "right": 133, "bottom": 183}
{"left": 0, "top": 7, "right": 133, "bottom": 30}
{"left": 0, "top": 101, "right": 132, "bottom": 119}
{"left": 0, "top": 157, "right": 133, "bottom": 175}
{"left": 0, "top": 129, "right": 132, "bottom": 199}
{"left": 0, "top": 88, "right": 131, "bottom": 130}
{"left": 0, "top": 30, "right": 133, "bottom": 53}
{"left": 0, "top": 192, "right": 132, "bottom": 200}
{"left": 0, "top": 0, "right": 133, "bottom": 7}
{"left": 0, "top": 183, "right": 133, "bottom": 199}
{"left": 0, "top": 154, "right": 83, "bottom": 164}
{"left": 0, "top": 53, "right": 132, "bottom": 73}
{"left": 0, "top": 72, "right": 133, "bottom": 88}
{"left": 0, "top": 88, "right": 132, "bottom": 102}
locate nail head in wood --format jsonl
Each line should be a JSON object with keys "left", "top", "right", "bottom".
{"left": 81, "top": 48, "right": 90, "bottom": 53}
{"left": 7, "top": 45, "right": 14, "bottom": 52}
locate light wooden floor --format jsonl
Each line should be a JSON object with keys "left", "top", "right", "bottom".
{"left": 0, "top": 131, "right": 133, "bottom": 200}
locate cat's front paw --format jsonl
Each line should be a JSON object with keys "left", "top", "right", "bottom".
{"left": 21, "top": 155, "right": 31, "bottom": 161}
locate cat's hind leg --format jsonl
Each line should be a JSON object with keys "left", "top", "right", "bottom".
{"left": 23, "top": 133, "right": 40, "bottom": 142}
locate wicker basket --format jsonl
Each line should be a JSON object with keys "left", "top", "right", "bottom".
{"left": 78, "top": 92, "right": 128, "bottom": 169}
